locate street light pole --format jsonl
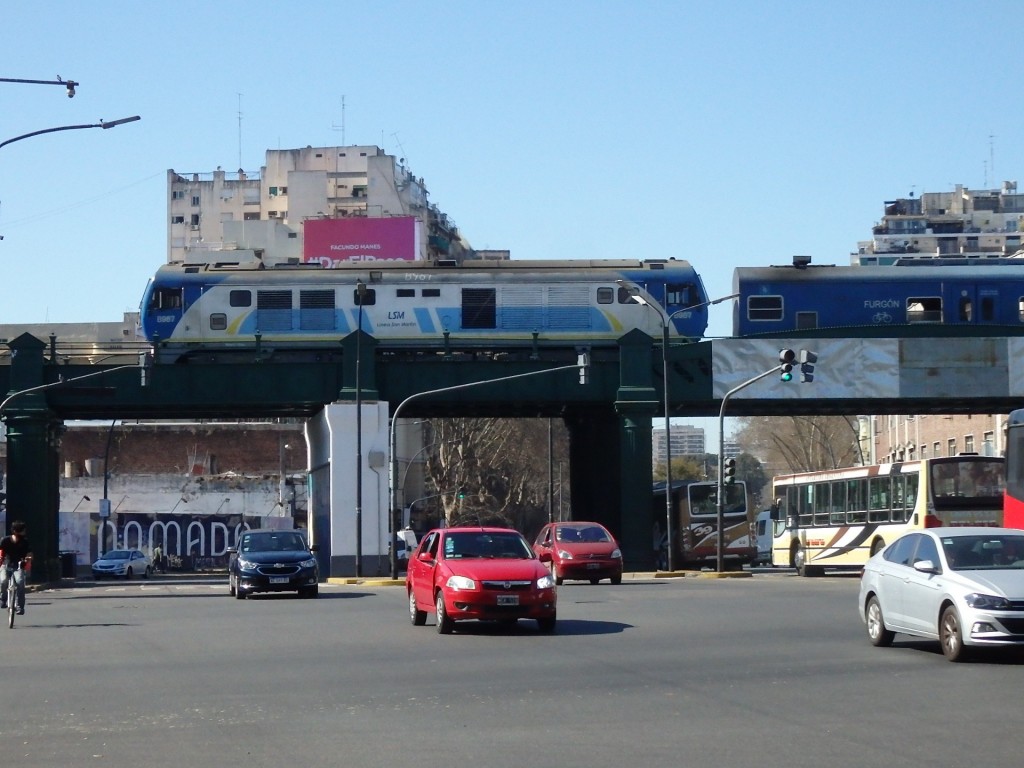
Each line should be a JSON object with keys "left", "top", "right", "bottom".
{"left": 0, "top": 115, "right": 140, "bottom": 151}
{"left": 354, "top": 280, "right": 366, "bottom": 577}
{"left": 388, "top": 357, "right": 589, "bottom": 579}
{"left": 618, "top": 283, "right": 738, "bottom": 572}
{"left": 0, "top": 76, "right": 78, "bottom": 97}
{"left": 716, "top": 365, "right": 782, "bottom": 572}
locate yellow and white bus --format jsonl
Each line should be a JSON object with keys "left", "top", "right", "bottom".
{"left": 769, "top": 455, "right": 1004, "bottom": 576}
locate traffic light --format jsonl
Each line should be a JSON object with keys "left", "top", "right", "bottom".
{"left": 779, "top": 349, "right": 796, "bottom": 382}
{"left": 799, "top": 349, "right": 817, "bottom": 383}
{"left": 723, "top": 457, "right": 737, "bottom": 485}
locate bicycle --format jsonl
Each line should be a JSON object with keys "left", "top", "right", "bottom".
{"left": 4, "top": 560, "right": 25, "bottom": 628}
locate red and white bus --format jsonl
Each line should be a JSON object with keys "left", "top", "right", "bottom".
{"left": 770, "top": 456, "right": 1004, "bottom": 576}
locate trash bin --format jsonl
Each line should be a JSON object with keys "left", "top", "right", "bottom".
{"left": 59, "top": 551, "right": 78, "bottom": 579}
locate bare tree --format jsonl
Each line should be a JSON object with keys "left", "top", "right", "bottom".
{"left": 735, "top": 415, "right": 861, "bottom": 475}
{"left": 423, "top": 418, "right": 569, "bottom": 537}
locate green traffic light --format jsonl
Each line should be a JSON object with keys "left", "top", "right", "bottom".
{"left": 781, "top": 370, "right": 793, "bottom": 382}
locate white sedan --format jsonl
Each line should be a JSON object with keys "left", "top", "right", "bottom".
{"left": 858, "top": 527, "right": 1024, "bottom": 662}
{"left": 92, "top": 549, "right": 153, "bottom": 580}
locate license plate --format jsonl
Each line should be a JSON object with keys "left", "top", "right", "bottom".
{"left": 586, "top": 562, "right": 601, "bottom": 570}
{"left": 269, "top": 576, "right": 289, "bottom": 584}
{"left": 497, "top": 594, "right": 519, "bottom": 606}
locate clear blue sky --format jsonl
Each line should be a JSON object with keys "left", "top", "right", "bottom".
{"left": 2, "top": 0, "right": 1021, "bottom": 340}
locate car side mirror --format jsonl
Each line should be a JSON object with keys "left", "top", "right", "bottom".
{"left": 226, "top": 547, "right": 237, "bottom": 555}
{"left": 537, "top": 550, "right": 552, "bottom": 564}
{"left": 418, "top": 551, "right": 434, "bottom": 562}
{"left": 309, "top": 544, "right": 320, "bottom": 553}
{"left": 913, "top": 559, "right": 939, "bottom": 574}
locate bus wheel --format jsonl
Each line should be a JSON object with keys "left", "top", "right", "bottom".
{"left": 870, "top": 538, "right": 885, "bottom": 557}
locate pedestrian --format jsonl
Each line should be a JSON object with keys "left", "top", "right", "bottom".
{"left": 152, "top": 543, "right": 163, "bottom": 573}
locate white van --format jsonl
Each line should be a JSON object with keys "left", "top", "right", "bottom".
{"left": 752, "top": 510, "right": 775, "bottom": 567}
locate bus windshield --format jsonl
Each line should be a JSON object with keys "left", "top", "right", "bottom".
{"left": 687, "top": 483, "right": 747, "bottom": 517}
{"left": 930, "top": 458, "right": 1004, "bottom": 509}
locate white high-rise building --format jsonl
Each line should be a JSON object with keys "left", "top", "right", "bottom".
{"left": 652, "top": 424, "right": 705, "bottom": 466}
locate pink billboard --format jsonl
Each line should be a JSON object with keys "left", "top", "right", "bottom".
{"left": 303, "top": 216, "right": 419, "bottom": 266}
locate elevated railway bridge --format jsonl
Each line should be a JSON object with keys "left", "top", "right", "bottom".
{"left": 2, "top": 330, "right": 1022, "bottom": 581}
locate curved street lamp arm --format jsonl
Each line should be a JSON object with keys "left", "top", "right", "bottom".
{"left": 0, "top": 115, "right": 140, "bottom": 151}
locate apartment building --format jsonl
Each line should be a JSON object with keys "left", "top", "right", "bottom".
{"left": 855, "top": 181, "right": 1024, "bottom": 265}
{"left": 166, "top": 145, "right": 477, "bottom": 265}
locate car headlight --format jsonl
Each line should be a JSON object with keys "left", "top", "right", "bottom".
{"left": 611, "top": 548, "right": 622, "bottom": 559}
{"left": 446, "top": 575, "right": 476, "bottom": 590}
{"left": 965, "top": 593, "right": 1012, "bottom": 610}
{"left": 537, "top": 573, "right": 555, "bottom": 590}
{"left": 299, "top": 558, "right": 317, "bottom": 569}
{"left": 237, "top": 558, "right": 259, "bottom": 571}
{"left": 557, "top": 549, "right": 573, "bottom": 560}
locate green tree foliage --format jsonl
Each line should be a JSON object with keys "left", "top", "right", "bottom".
{"left": 652, "top": 455, "right": 706, "bottom": 483}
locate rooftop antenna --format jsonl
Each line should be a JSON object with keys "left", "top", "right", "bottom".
{"left": 237, "top": 93, "right": 243, "bottom": 170}
{"left": 989, "top": 132, "right": 996, "bottom": 188}
{"left": 392, "top": 132, "right": 407, "bottom": 164}
{"left": 331, "top": 95, "right": 346, "bottom": 145}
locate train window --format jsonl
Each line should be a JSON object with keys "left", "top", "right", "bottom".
{"left": 462, "top": 288, "right": 496, "bottom": 328}
{"left": 747, "top": 295, "right": 782, "bottom": 321}
{"left": 423, "top": 288, "right": 441, "bottom": 298}
{"left": 397, "top": 289, "right": 415, "bottom": 298}
{"left": 353, "top": 287, "right": 376, "bottom": 306}
{"left": 149, "top": 288, "right": 182, "bottom": 311}
{"left": 981, "top": 296, "right": 995, "bottom": 322}
{"left": 666, "top": 283, "right": 694, "bottom": 307}
{"left": 907, "top": 297, "right": 942, "bottom": 323}
{"left": 596, "top": 287, "right": 614, "bottom": 304}
{"left": 209, "top": 313, "right": 227, "bottom": 331}
{"left": 796, "top": 312, "right": 817, "bottom": 329}
{"left": 229, "top": 290, "right": 251, "bottom": 308}
{"left": 618, "top": 286, "right": 641, "bottom": 304}
{"left": 1018, "top": 298, "right": 1024, "bottom": 322}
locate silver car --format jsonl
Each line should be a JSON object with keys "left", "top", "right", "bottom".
{"left": 859, "top": 527, "right": 1024, "bottom": 661}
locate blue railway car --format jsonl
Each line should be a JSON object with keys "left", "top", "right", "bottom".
{"left": 141, "top": 257, "right": 708, "bottom": 361}
{"left": 733, "top": 260, "right": 1024, "bottom": 338}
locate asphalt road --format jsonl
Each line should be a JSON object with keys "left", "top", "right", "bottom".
{"left": 4, "top": 571, "right": 1022, "bottom": 768}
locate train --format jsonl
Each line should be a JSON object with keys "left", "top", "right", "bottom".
{"left": 139, "top": 257, "right": 710, "bottom": 361}
{"left": 733, "top": 258, "right": 1024, "bottom": 338}
{"left": 139, "top": 253, "right": 1024, "bottom": 362}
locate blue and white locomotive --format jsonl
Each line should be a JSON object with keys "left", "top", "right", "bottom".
{"left": 733, "top": 259, "right": 1024, "bottom": 338}
{"left": 140, "top": 258, "right": 709, "bottom": 361}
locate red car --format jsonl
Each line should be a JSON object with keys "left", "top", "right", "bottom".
{"left": 533, "top": 521, "right": 623, "bottom": 585}
{"left": 406, "top": 526, "right": 557, "bottom": 634}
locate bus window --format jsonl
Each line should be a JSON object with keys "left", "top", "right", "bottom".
{"left": 846, "top": 478, "right": 866, "bottom": 524}
{"left": 829, "top": 481, "right": 846, "bottom": 525}
{"left": 798, "top": 485, "right": 813, "bottom": 527}
{"left": 812, "top": 482, "right": 830, "bottom": 527}
{"left": 868, "top": 477, "right": 891, "bottom": 523}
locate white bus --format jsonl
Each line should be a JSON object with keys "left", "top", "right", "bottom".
{"left": 769, "top": 455, "right": 1004, "bottom": 576}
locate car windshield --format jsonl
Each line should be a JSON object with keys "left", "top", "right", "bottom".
{"left": 240, "top": 532, "right": 306, "bottom": 552}
{"left": 556, "top": 525, "right": 611, "bottom": 543}
{"left": 102, "top": 551, "right": 131, "bottom": 560}
{"left": 942, "top": 534, "right": 1024, "bottom": 570}
{"left": 443, "top": 532, "right": 532, "bottom": 559}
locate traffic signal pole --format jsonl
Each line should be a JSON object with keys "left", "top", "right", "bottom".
{"left": 716, "top": 364, "right": 785, "bottom": 573}
{"left": 715, "top": 348, "right": 817, "bottom": 572}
